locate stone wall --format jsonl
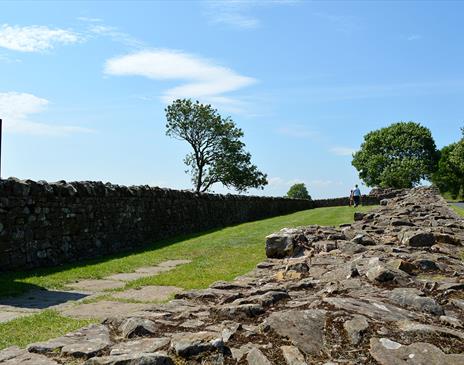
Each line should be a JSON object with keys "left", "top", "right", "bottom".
{"left": 0, "top": 178, "right": 314, "bottom": 271}
{"left": 313, "top": 195, "right": 380, "bottom": 208}
{"left": 0, "top": 178, "right": 387, "bottom": 271}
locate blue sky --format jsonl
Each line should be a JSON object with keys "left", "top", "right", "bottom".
{"left": 1, "top": 0, "right": 463, "bottom": 198}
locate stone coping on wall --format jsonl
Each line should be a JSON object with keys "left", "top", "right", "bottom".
{"left": 0, "top": 177, "right": 309, "bottom": 201}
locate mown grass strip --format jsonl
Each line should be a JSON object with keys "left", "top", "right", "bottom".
{"left": 451, "top": 205, "right": 464, "bottom": 217}
{"left": 0, "top": 310, "right": 95, "bottom": 350}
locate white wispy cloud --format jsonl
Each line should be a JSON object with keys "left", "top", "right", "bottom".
{"left": 0, "top": 92, "right": 94, "bottom": 136}
{"left": 87, "top": 24, "right": 144, "bottom": 48}
{"left": 268, "top": 177, "right": 305, "bottom": 188}
{"left": 0, "top": 20, "right": 143, "bottom": 54}
{"left": 407, "top": 34, "right": 422, "bottom": 41}
{"left": 204, "top": 0, "right": 299, "bottom": 29}
{"left": 0, "top": 53, "right": 21, "bottom": 63}
{"left": 76, "top": 16, "right": 103, "bottom": 23}
{"left": 0, "top": 24, "right": 81, "bottom": 52}
{"left": 104, "top": 49, "right": 256, "bottom": 111}
{"left": 330, "top": 146, "right": 356, "bottom": 156}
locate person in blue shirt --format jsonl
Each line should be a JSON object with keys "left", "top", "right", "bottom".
{"left": 353, "top": 185, "right": 361, "bottom": 207}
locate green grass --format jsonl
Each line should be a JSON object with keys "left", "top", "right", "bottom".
{"left": 0, "top": 205, "right": 374, "bottom": 298}
{"left": 448, "top": 206, "right": 464, "bottom": 259}
{"left": 442, "top": 191, "right": 463, "bottom": 203}
{"left": 451, "top": 205, "right": 464, "bottom": 217}
{"left": 0, "top": 205, "right": 375, "bottom": 351}
{"left": 0, "top": 310, "right": 95, "bottom": 350}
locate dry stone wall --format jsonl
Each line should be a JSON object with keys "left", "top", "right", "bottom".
{"left": 313, "top": 195, "right": 380, "bottom": 208}
{"left": 0, "top": 178, "right": 385, "bottom": 271}
{"left": 3, "top": 187, "right": 464, "bottom": 364}
{"left": 0, "top": 178, "right": 316, "bottom": 271}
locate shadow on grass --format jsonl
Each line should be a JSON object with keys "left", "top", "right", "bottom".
{"left": 0, "top": 289, "right": 90, "bottom": 309}
{"left": 0, "top": 227, "right": 225, "bottom": 299}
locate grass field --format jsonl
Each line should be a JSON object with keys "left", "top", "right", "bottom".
{"left": 0, "top": 204, "right": 375, "bottom": 350}
{"left": 0, "top": 311, "right": 94, "bottom": 350}
{"left": 452, "top": 205, "right": 464, "bottom": 217}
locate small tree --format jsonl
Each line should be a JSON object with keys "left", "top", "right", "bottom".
{"left": 165, "top": 99, "right": 267, "bottom": 193}
{"left": 352, "top": 122, "right": 439, "bottom": 188}
{"left": 286, "top": 183, "right": 311, "bottom": 200}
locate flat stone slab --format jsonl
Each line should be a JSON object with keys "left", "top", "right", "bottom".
{"left": 323, "top": 297, "right": 417, "bottom": 322}
{"left": 66, "top": 279, "right": 126, "bottom": 292}
{"left": 0, "top": 311, "right": 32, "bottom": 323}
{"left": 156, "top": 259, "right": 191, "bottom": 268}
{"left": 134, "top": 266, "right": 170, "bottom": 275}
{"left": 60, "top": 300, "right": 152, "bottom": 320}
{"left": 266, "top": 309, "right": 327, "bottom": 356}
{"left": 105, "top": 260, "right": 191, "bottom": 281}
{"left": 0, "top": 346, "right": 24, "bottom": 362}
{"left": 112, "top": 286, "right": 183, "bottom": 302}
{"left": 110, "top": 337, "right": 170, "bottom": 356}
{"left": 105, "top": 272, "right": 153, "bottom": 281}
{"left": 0, "top": 289, "right": 90, "bottom": 312}
{"left": 28, "top": 324, "right": 111, "bottom": 356}
{"left": 0, "top": 347, "right": 59, "bottom": 364}
{"left": 370, "top": 337, "right": 464, "bottom": 364}
{"left": 135, "top": 260, "right": 192, "bottom": 274}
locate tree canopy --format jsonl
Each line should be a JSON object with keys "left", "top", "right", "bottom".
{"left": 432, "top": 127, "right": 464, "bottom": 199}
{"left": 450, "top": 128, "right": 464, "bottom": 171}
{"left": 165, "top": 99, "right": 267, "bottom": 193}
{"left": 352, "top": 122, "right": 438, "bottom": 188}
{"left": 286, "top": 183, "right": 311, "bottom": 200}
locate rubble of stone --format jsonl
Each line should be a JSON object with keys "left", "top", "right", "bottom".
{"left": 2, "top": 187, "right": 464, "bottom": 364}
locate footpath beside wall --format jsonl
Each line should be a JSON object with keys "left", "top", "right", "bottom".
{"left": 0, "top": 178, "right": 316, "bottom": 271}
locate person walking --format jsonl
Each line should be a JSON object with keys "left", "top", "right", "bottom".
{"left": 349, "top": 189, "right": 354, "bottom": 207}
{"left": 353, "top": 184, "right": 361, "bottom": 207}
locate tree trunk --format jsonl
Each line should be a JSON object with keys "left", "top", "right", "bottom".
{"left": 196, "top": 162, "right": 203, "bottom": 193}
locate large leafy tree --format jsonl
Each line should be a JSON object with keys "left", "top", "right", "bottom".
{"left": 352, "top": 122, "right": 439, "bottom": 188}
{"left": 450, "top": 128, "right": 464, "bottom": 171}
{"left": 165, "top": 99, "right": 267, "bottom": 193}
{"left": 432, "top": 143, "right": 463, "bottom": 199}
{"left": 433, "top": 127, "right": 464, "bottom": 199}
{"left": 286, "top": 183, "right": 311, "bottom": 200}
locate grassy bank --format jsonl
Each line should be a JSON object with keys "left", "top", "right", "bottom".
{"left": 451, "top": 205, "right": 464, "bottom": 217}
{"left": 0, "top": 310, "right": 94, "bottom": 351}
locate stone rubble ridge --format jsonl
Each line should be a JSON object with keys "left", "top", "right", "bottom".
{"left": 2, "top": 186, "right": 464, "bottom": 364}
